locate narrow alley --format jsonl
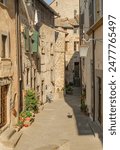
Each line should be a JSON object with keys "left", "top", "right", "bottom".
{"left": 14, "top": 87, "right": 102, "bottom": 150}
{"left": 0, "top": 1, "right": 103, "bottom": 149}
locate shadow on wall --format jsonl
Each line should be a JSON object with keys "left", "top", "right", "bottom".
{"left": 64, "top": 87, "right": 103, "bottom": 144}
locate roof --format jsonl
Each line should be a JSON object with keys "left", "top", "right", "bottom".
{"left": 55, "top": 17, "right": 79, "bottom": 28}
{"left": 49, "top": 0, "right": 55, "bottom": 5}
{"left": 39, "top": 0, "right": 59, "bottom": 16}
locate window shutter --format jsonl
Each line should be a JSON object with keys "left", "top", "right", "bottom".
{"left": 31, "top": 30, "right": 39, "bottom": 53}
{"left": 24, "top": 27, "right": 30, "bottom": 51}
{"left": 80, "top": 13, "right": 84, "bottom": 38}
{"left": 89, "top": 0, "right": 94, "bottom": 26}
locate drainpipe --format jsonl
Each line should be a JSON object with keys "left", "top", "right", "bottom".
{"left": 15, "top": 0, "right": 23, "bottom": 115}
{"left": 92, "top": 31, "right": 96, "bottom": 121}
{"left": 79, "top": 0, "right": 82, "bottom": 98}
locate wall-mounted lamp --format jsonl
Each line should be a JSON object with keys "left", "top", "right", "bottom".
{"left": 80, "top": 45, "right": 89, "bottom": 57}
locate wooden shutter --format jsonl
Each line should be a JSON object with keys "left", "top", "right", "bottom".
{"left": 89, "top": 0, "right": 94, "bottom": 26}
{"left": 24, "top": 27, "right": 30, "bottom": 51}
{"left": 31, "top": 30, "right": 39, "bottom": 53}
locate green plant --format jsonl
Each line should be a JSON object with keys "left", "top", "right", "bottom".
{"left": 20, "top": 110, "right": 32, "bottom": 119}
{"left": 25, "top": 90, "right": 39, "bottom": 113}
{"left": 81, "top": 101, "right": 87, "bottom": 112}
{"left": 25, "top": 111, "right": 32, "bottom": 117}
{"left": 16, "top": 120, "right": 24, "bottom": 127}
{"left": 65, "top": 84, "right": 73, "bottom": 94}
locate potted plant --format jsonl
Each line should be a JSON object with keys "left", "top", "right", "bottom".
{"left": 65, "top": 85, "right": 73, "bottom": 94}
{"left": 25, "top": 90, "right": 39, "bottom": 113}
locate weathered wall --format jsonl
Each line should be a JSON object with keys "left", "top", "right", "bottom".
{"left": 54, "top": 30, "right": 65, "bottom": 99}
{"left": 0, "top": 1, "right": 18, "bottom": 127}
{"left": 51, "top": 0, "right": 80, "bottom": 85}
{"left": 50, "top": 0, "right": 79, "bottom": 18}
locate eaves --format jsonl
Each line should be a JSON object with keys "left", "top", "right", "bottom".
{"left": 87, "top": 17, "right": 103, "bottom": 35}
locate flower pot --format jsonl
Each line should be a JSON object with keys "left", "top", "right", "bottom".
{"left": 25, "top": 117, "right": 31, "bottom": 121}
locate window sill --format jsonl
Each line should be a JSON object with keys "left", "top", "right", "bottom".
{"left": 0, "top": 58, "right": 11, "bottom": 61}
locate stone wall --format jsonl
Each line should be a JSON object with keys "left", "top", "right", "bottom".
{"left": 0, "top": 1, "right": 18, "bottom": 127}
{"left": 54, "top": 30, "right": 65, "bottom": 99}
{"left": 50, "top": 0, "right": 79, "bottom": 18}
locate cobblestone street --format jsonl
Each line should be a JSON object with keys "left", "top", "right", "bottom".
{"left": 14, "top": 87, "right": 102, "bottom": 150}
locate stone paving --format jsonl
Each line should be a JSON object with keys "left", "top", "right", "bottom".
{"left": 14, "top": 87, "right": 102, "bottom": 150}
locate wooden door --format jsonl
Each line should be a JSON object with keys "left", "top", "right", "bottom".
{"left": 98, "top": 77, "right": 102, "bottom": 124}
{"left": 0, "top": 85, "right": 8, "bottom": 128}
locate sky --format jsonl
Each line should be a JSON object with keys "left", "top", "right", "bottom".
{"left": 44, "top": 0, "right": 53, "bottom": 4}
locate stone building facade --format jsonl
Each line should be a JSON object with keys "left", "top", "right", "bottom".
{"left": 0, "top": 0, "right": 19, "bottom": 130}
{"left": 50, "top": 0, "right": 80, "bottom": 87}
{"left": 0, "top": 0, "right": 58, "bottom": 131}
{"left": 80, "top": 0, "right": 103, "bottom": 127}
{"left": 54, "top": 29, "right": 66, "bottom": 99}
{"left": 19, "top": 0, "right": 58, "bottom": 105}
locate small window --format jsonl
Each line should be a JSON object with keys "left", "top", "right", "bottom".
{"left": 73, "top": 28, "right": 77, "bottom": 34}
{"left": 74, "top": 10, "right": 77, "bottom": 17}
{"left": 51, "top": 69, "right": 54, "bottom": 83}
{"left": 74, "top": 42, "right": 77, "bottom": 51}
{"left": 50, "top": 43, "right": 53, "bottom": 55}
{"left": 65, "top": 41, "right": 69, "bottom": 51}
{"left": 1, "top": 34, "right": 9, "bottom": 58}
{"left": 26, "top": 68, "right": 29, "bottom": 85}
{"left": 74, "top": 41, "right": 79, "bottom": 51}
{"left": 56, "top": 2, "right": 58, "bottom": 6}
{"left": 34, "top": 69, "right": 36, "bottom": 90}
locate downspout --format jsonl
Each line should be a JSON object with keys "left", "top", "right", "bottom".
{"left": 79, "top": 0, "right": 82, "bottom": 98}
{"left": 92, "top": 31, "right": 96, "bottom": 121}
{"left": 15, "top": 0, "right": 23, "bottom": 115}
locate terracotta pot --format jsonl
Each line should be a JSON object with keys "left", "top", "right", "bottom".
{"left": 24, "top": 124, "right": 29, "bottom": 127}
{"left": 25, "top": 117, "right": 31, "bottom": 121}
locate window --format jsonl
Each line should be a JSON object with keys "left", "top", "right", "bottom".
{"left": 65, "top": 41, "right": 69, "bottom": 51}
{"left": 95, "top": 0, "right": 103, "bottom": 22}
{"left": 74, "top": 41, "right": 79, "bottom": 51}
{"left": 73, "top": 28, "right": 78, "bottom": 34}
{"left": 74, "top": 42, "right": 77, "bottom": 51}
{"left": 1, "top": 34, "right": 9, "bottom": 58}
{"left": 26, "top": 68, "right": 29, "bottom": 85}
{"left": 56, "top": 2, "right": 58, "bottom": 6}
{"left": 89, "top": 0, "right": 94, "bottom": 26}
{"left": 1, "top": 35, "right": 7, "bottom": 58}
{"left": 80, "top": 12, "right": 84, "bottom": 38}
{"left": 51, "top": 69, "right": 54, "bottom": 83}
{"left": 0, "top": 0, "right": 7, "bottom": 5}
{"left": 74, "top": 10, "right": 77, "bottom": 18}
{"left": 50, "top": 43, "right": 53, "bottom": 55}
{"left": 34, "top": 69, "right": 36, "bottom": 90}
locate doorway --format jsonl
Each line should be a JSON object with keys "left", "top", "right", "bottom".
{"left": 0, "top": 85, "right": 9, "bottom": 128}
{"left": 41, "top": 80, "right": 44, "bottom": 104}
{"left": 73, "top": 62, "right": 80, "bottom": 86}
{"left": 97, "top": 77, "right": 102, "bottom": 124}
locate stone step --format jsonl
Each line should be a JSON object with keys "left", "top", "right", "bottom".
{"left": 4, "top": 131, "right": 23, "bottom": 148}
{"left": 0, "top": 128, "right": 16, "bottom": 142}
